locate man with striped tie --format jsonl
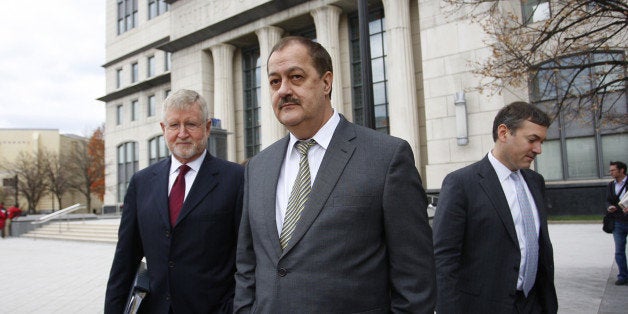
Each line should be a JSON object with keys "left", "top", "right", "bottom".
{"left": 235, "top": 36, "right": 436, "bottom": 313}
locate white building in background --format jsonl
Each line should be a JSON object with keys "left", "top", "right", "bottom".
{"left": 99, "top": 0, "right": 626, "bottom": 214}
{"left": 0, "top": 129, "right": 103, "bottom": 213}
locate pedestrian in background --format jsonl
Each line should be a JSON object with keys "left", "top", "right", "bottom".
{"left": 0, "top": 203, "right": 7, "bottom": 238}
{"left": 433, "top": 101, "right": 558, "bottom": 313}
{"left": 606, "top": 160, "right": 628, "bottom": 285}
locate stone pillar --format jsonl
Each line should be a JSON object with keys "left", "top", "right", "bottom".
{"left": 311, "top": 5, "right": 344, "bottom": 115}
{"left": 382, "top": 0, "right": 421, "bottom": 166}
{"left": 256, "top": 26, "right": 286, "bottom": 149}
{"left": 210, "top": 43, "right": 236, "bottom": 161}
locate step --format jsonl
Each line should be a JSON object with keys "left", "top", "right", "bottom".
{"left": 21, "top": 220, "right": 120, "bottom": 244}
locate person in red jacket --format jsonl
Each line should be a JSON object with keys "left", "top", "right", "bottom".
{"left": 0, "top": 203, "right": 7, "bottom": 238}
{"left": 6, "top": 204, "right": 21, "bottom": 237}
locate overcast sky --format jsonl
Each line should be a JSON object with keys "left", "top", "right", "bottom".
{"left": 0, "top": 1, "right": 105, "bottom": 136}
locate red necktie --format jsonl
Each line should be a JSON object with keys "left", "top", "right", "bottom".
{"left": 169, "top": 164, "right": 190, "bottom": 226}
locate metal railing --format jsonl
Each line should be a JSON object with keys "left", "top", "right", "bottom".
{"left": 30, "top": 203, "right": 86, "bottom": 238}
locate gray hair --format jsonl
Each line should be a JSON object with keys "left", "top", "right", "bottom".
{"left": 161, "top": 89, "right": 209, "bottom": 123}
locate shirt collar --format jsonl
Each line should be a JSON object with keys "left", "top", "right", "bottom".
{"left": 170, "top": 150, "right": 206, "bottom": 175}
{"left": 488, "top": 150, "right": 518, "bottom": 183}
{"left": 288, "top": 109, "right": 340, "bottom": 153}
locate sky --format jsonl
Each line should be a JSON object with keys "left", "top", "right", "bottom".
{"left": 0, "top": 1, "right": 106, "bottom": 136}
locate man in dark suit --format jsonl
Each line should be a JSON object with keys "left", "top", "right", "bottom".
{"left": 605, "top": 160, "right": 627, "bottom": 285}
{"left": 105, "top": 89, "right": 244, "bottom": 313}
{"left": 234, "top": 36, "right": 436, "bottom": 313}
{"left": 433, "top": 101, "right": 558, "bottom": 313}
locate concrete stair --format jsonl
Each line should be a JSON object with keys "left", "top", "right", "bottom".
{"left": 21, "top": 219, "right": 120, "bottom": 244}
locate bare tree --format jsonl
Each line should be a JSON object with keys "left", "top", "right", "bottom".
{"left": 67, "top": 126, "right": 105, "bottom": 213}
{"left": 42, "top": 149, "right": 72, "bottom": 212}
{"left": 443, "top": 0, "right": 627, "bottom": 125}
{"left": 6, "top": 151, "right": 48, "bottom": 214}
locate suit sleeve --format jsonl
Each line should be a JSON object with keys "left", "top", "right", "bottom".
{"left": 432, "top": 171, "right": 468, "bottom": 313}
{"left": 234, "top": 165, "right": 255, "bottom": 313}
{"left": 104, "top": 176, "right": 144, "bottom": 314}
{"left": 383, "top": 140, "right": 436, "bottom": 313}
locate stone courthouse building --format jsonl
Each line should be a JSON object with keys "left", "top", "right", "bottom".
{"left": 99, "top": 0, "right": 626, "bottom": 214}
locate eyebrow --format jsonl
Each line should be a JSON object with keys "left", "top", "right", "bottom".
{"left": 268, "top": 66, "right": 305, "bottom": 77}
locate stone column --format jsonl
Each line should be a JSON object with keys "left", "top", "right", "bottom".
{"left": 256, "top": 26, "right": 286, "bottom": 149}
{"left": 382, "top": 0, "right": 421, "bottom": 166}
{"left": 311, "top": 5, "right": 344, "bottom": 115}
{"left": 210, "top": 43, "right": 236, "bottom": 161}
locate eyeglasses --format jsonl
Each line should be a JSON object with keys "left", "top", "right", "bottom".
{"left": 165, "top": 121, "right": 203, "bottom": 132}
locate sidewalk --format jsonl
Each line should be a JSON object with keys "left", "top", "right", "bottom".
{"left": 0, "top": 223, "right": 626, "bottom": 313}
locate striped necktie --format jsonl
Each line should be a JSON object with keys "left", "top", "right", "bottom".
{"left": 280, "top": 139, "right": 316, "bottom": 249}
{"left": 511, "top": 172, "right": 539, "bottom": 296}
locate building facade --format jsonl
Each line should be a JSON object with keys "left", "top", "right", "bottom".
{"left": 100, "top": 0, "right": 626, "bottom": 214}
{"left": 0, "top": 129, "right": 103, "bottom": 213}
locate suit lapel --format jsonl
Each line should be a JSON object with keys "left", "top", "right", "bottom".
{"left": 477, "top": 156, "right": 519, "bottom": 246}
{"left": 174, "top": 152, "right": 219, "bottom": 227}
{"left": 262, "top": 137, "right": 290, "bottom": 257}
{"left": 281, "top": 118, "right": 356, "bottom": 256}
{"left": 155, "top": 159, "right": 172, "bottom": 229}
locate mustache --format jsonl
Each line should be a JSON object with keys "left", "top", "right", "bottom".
{"left": 278, "top": 96, "right": 301, "bottom": 108}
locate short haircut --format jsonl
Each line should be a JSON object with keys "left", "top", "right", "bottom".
{"left": 268, "top": 36, "right": 333, "bottom": 78}
{"left": 492, "top": 101, "right": 551, "bottom": 141}
{"left": 610, "top": 161, "right": 627, "bottom": 174}
{"left": 161, "top": 89, "right": 209, "bottom": 123}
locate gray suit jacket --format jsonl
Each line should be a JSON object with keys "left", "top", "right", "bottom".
{"left": 433, "top": 156, "right": 558, "bottom": 314}
{"left": 235, "top": 117, "right": 436, "bottom": 313}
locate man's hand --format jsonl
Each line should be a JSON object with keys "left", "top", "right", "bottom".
{"left": 608, "top": 205, "right": 618, "bottom": 213}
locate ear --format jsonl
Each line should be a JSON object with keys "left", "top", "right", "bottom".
{"left": 160, "top": 122, "right": 166, "bottom": 134}
{"left": 322, "top": 71, "right": 333, "bottom": 96}
{"left": 497, "top": 124, "right": 510, "bottom": 142}
{"left": 205, "top": 119, "right": 212, "bottom": 133}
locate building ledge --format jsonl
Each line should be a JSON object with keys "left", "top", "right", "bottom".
{"left": 97, "top": 73, "right": 170, "bottom": 102}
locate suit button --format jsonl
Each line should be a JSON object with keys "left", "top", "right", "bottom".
{"left": 166, "top": 294, "right": 171, "bottom": 301}
{"left": 278, "top": 268, "right": 288, "bottom": 277}
{"left": 165, "top": 230, "right": 170, "bottom": 238}
{"left": 169, "top": 261, "right": 175, "bottom": 268}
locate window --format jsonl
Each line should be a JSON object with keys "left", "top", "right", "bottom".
{"left": 131, "top": 62, "right": 139, "bottom": 83}
{"left": 131, "top": 100, "right": 139, "bottom": 121}
{"left": 116, "top": 104, "right": 124, "bottom": 125}
{"left": 116, "top": 68, "right": 123, "bottom": 88}
{"left": 147, "top": 56, "right": 155, "bottom": 77}
{"left": 521, "top": 0, "right": 550, "bottom": 24}
{"left": 531, "top": 52, "right": 625, "bottom": 102}
{"left": 242, "top": 48, "right": 261, "bottom": 158}
{"left": 148, "top": 95, "right": 156, "bottom": 117}
{"left": 165, "top": 52, "right": 172, "bottom": 71}
{"left": 532, "top": 52, "right": 627, "bottom": 180}
{"left": 117, "top": 142, "right": 139, "bottom": 203}
{"left": 117, "top": 0, "right": 138, "bottom": 35}
{"left": 148, "top": 135, "right": 168, "bottom": 165}
{"left": 349, "top": 7, "right": 389, "bottom": 134}
{"left": 148, "top": 0, "right": 169, "bottom": 20}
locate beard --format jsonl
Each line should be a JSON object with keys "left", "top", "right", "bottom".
{"left": 170, "top": 140, "right": 205, "bottom": 161}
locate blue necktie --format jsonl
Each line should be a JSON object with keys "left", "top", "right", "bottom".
{"left": 511, "top": 172, "right": 539, "bottom": 296}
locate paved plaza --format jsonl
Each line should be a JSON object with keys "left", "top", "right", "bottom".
{"left": 0, "top": 223, "right": 626, "bottom": 313}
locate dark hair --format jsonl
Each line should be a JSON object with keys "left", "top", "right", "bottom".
{"left": 268, "top": 36, "right": 333, "bottom": 78}
{"left": 492, "top": 101, "right": 551, "bottom": 141}
{"left": 610, "top": 161, "right": 627, "bottom": 174}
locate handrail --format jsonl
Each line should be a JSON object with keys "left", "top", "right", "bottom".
{"left": 31, "top": 203, "right": 86, "bottom": 225}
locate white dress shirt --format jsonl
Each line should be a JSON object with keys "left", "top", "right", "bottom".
{"left": 168, "top": 150, "right": 206, "bottom": 201}
{"left": 275, "top": 110, "right": 341, "bottom": 235}
{"left": 488, "top": 150, "right": 540, "bottom": 291}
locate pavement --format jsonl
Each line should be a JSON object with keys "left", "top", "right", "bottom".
{"left": 0, "top": 223, "right": 626, "bottom": 313}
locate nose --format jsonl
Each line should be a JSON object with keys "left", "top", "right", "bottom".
{"left": 176, "top": 126, "right": 190, "bottom": 137}
{"left": 277, "top": 80, "right": 292, "bottom": 98}
{"left": 532, "top": 142, "right": 542, "bottom": 154}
